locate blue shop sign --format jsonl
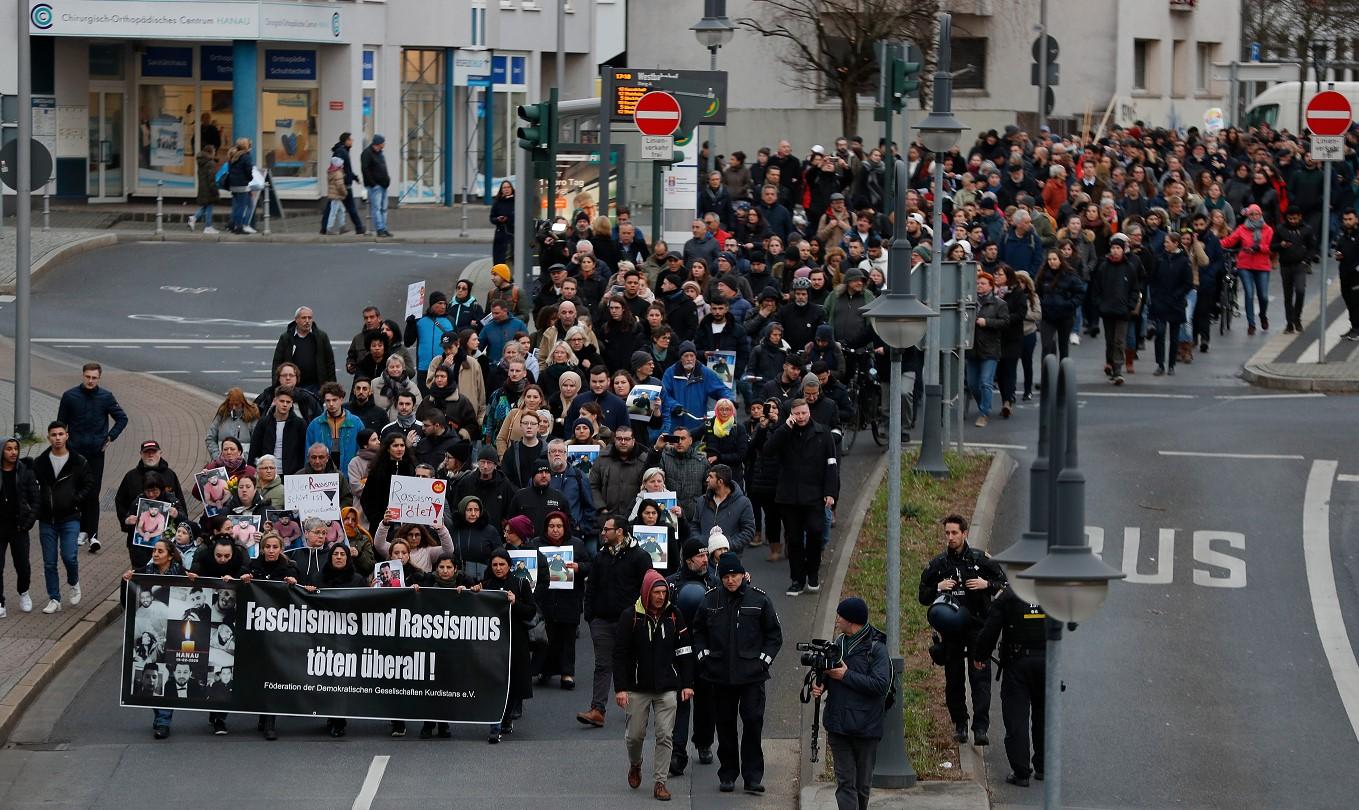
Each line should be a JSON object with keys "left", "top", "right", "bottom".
{"left": 142, "top": 47, "right": 193, "bottom": 78}
{"left": 201, "top": 46, "right": 234, "bottom": 82}
{"left": 511, "top": 56, "right": 525, "bottom": 85}
{"left": 363, "top": 50, "right": 375, "bottom": 82}
{"left": 265, "top": 50, "right": 317, "bottom": 81}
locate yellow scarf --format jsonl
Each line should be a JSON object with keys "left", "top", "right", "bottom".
{"left": 712, "top": 415, "right": 734, "bottom": 438}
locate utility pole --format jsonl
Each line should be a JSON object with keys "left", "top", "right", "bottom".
{"left": 1037, "top": 0, "right": 1048, "bottom": 131}
{"left": 15, "top": 0, "right": 34, "bottom": 436}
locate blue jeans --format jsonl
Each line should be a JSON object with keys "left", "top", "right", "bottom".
{"left": 1071, "top": 306, "right": 1083, "bottom": 336}
{"left": 1179, "top": 289, "right": 1197, "bottom": 342}
{"left": 230, "top": 191, "right": 251, "bottom": 230}
{"left": 965, "top": 357, "right": 998, "bottom": 417}
{"left": 194, "top": 203, "right": 213, "bottom": 228}
{"left": 1240, "top": 269, "right": 1270, "bottom": 326}
{"left": 39, "top": 520, "right": 79, "bottom": 601}
{"left": 154, "top": 709, "right": 173, "bottom": 728}
{"left": 368, "top": 185, "right": 388, "bottom": 232}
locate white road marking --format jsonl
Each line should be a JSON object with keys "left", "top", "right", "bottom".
{"left": 143, "top": 370, "right": 190, "bottom": 374}
{"left": 1303, "top": 460, "right": 1359, "bottom": 745}
{"left": 352, "top": 755, "right": 390, "bottom": 810}
{"left": 1080, "top": 392, "right": 1197, "bottom": 399}
{"left": 201, "top": 370, "right": 245, "bottom": 374}
{"left": 1214, "top": 393, "right": 1327, "bottom": 400}
{"left": 153, "top": 346, "right": 191, "bottom": 350}
{"left": 1299, "top": 312, "right": 1351, "bottom": 362}
{"left": 1158, "top": 450, "right": 1305, "bottom": 460}
{"left": 964, "top": 442, "right": 1029, "bottom": 450}
{"left": 1338, "top": 474, "right": 1359, "bottom": 482}
{"left": 31, "top": 338, "right": 332, "bottom": 346}
{"left": 0, "top": 295, "right": 15, "bottom": 303}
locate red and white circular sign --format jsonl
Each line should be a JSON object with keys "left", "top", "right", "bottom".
{"left": 633, "top": 92, "right": 682, "bottom": 137}
{"left": 1305, "top": 91, "right": 1353, "bottom": 137}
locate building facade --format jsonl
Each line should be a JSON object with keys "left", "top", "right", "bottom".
{"left": 0, "top": 0, "right": 621, "bottom": 202}
{"left": 624, "top": 0, "right": 1241, "bottom": 153}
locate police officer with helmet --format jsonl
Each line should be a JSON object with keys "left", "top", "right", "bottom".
{"left": 917, "top": 513, "right": 1004, "bottom": 746}
{"left": 972, "top": 586, "right": 1048, "bottom": 787}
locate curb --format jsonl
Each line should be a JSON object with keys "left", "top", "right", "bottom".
{"left": 1, "top": 233, "right": 118, "bottom": 295}
{"left": 799, "top": 450, "right": 1016, "bottom": 809}
{"left": 1241, "top": 363, "right": 1359, "bottom": 393}
{"left": 0, "top": 593, "right": 122, "bottom": 743}
{"left": 112, "top": 232, "right": 494, "bottom": 246}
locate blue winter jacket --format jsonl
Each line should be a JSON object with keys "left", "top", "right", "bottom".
{"left": 660, "top": 364, "right": 732, "bottom": 433}
{"left": 305, "top": 410, "right": 365, "bottom": 472}
{"left": 999, "top": 228, "right": 1043, "bottom": 277}
{"left": 412, "top": 313, "right": 456, "bottom": 371}
{"left": 57, "top": 385, "right": 128, "bottom": 455}
{"left": 479, "top": 315, "right": 528, "bottom": 363}
{"left": 549, "top": 466, "right": 597, "bottom": 539}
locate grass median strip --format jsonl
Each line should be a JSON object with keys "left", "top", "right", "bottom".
{"left": 838, "top": 450, "right": 992, "bottom": 780}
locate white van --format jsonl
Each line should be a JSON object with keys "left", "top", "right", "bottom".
{"left": 1244, "top": 82, "right": 1359, "bottom": 132}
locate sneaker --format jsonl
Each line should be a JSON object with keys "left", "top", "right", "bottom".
{"left": 1168, "top": 367, "right": 1176, "bottom": 376}
{"left": 77, "top": 532, "right": 87, "bottom": 546}
{"left": 378, "top": 230, "right": 394, "bottom": 238}
{"left": 42, "top": 599, "right": 61, "bottom": 614}
{"left": 390, "top": 721, "right": 406, "bottom": 737}
{"left": 88, "top": 536, "right": 101, "bottom": 553}
{"left": 242, "top": 225, "right": 258, "bottom": 234}
{"left": 212, "top": 718, "right": 228, "bottom": 735}
{"left": 187, "top": 215, "right": 197, "bottom": 231}
{"left": 19, "top": 592, "right": 31, "bottom": 612}
{"left": 0, "top": 605, "right": 6, "bottom": 618}
{"left": 1154, "top": 365, "right": 1165, "bottom": 376}
{"left": 975, "top": 415, "right": 988, "bottom": 428}
{"left": 70, "top": 584, "right": 82, "bottom": 606}
{"left": 807, "top": 573, "right": 820, "bottom": 593}
{"left": 487, "top": 728, "right": 501, "bottom": 744}
{"left": 786, "top": 581, "right": 805, "bottom": 596}
{"left": 1283, "top": 324, "right": 1296, "bottom": 335}
{"left": 1113, "top": 375, "right": 1125, "bottom": 386}
{"left": 1344, "top": 330, "right": 1359, "bottom": 342}
{"left": 1069, "top": 333, "right": 1080, "bottom": 345}
{"left": 203, "top": 226, "right": 219, "bottom": 234}
{"left": 153, "top": 726, "right": 169, "bottom": 740}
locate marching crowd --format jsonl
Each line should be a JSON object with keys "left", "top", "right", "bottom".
{"left": 3, "top": 112, "right": 1352, "bottom": 807}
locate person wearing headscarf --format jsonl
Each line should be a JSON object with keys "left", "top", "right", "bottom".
{"left": 482, "top": 547, "right": 538, "bottom": 743}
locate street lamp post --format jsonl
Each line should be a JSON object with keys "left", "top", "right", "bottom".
{"left": 1013, "top": 357, "right": 1125, "bottom": 810}
{"left": 691, "top": 0, "right": 734, "bottom": 174}
{"left": 860, "top": 169, "right": 937, "bottom": 788}
{"left": 914, "top": 14, "right": 964, "bottom": 476}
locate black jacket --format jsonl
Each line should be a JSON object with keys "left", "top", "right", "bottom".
{"left": 245, "top": 553, "right": 300, "bottom": 582}
{"left": 692, "top": 580, "right": 782, "bottom": 685}
{"left": 249, "top": 414, "right": 308, "bottom": 474}
{"left": 190, "top": 540, "right": 249, "bottom": 578}
{"left": 917, "top": 541, "right": 1005, "bottom": 621}
{"left": 973, "top": 587, "right": 1048, "bottom": 666}
{"left": 506, "top": 482, "right": 567, "bottom": 537}
{"left": 360, "top": 144, "right": 390, "bottom": 188}
{"left": 1035, "top": 267, "right": 1086, "bottom": 323}
{"left": 57, "top": 384, "right": 128, "bottom": 455}
{"left": 534, "top": 538, "right": 590, "bottom": 624}
{"left": 270, "top": 323, "right": 337, "bottom": 387}
{"left": 761, "top": 420, "right": 840, "bottom": 506}
{"left": 114, "top": 459, "right": 188, "bottom": 528}
{"left": 821, "top": 625, "right": 892, "bottom": 739}
{"left": 33, "top": 449, "right": 91, "bottom": 523}
{"left": 694, "top": 315, "right": 752, "bottom": 379}
{"left": 583, "top": 539, "right": 653, "bottom": 622}
{"left": 613, "top": 595, "right": 695, "bottom": 693}
{"left": 1090, "top": 255, "right": 1142, "bottom": 319}
{"left": 448, "top": 469, "right": 518, "bottom": 530}
{"left": 1275, "top": 221, "right": 1315, "bottom": 267}
{"left": 775, "top": 302, "right": 827, "bottom": 354}
{"left": 0, "top": 461, "right": 40, "bottom": 533}
{"left": 970, "top": 293, "right": 1010, "bottom": 360}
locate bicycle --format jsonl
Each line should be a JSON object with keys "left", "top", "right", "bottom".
{"left": 1218, "top": 249, "right": 1240, "bottom": 336}
{"left": 842, "top": 345, "right": 885, "bottom": 449}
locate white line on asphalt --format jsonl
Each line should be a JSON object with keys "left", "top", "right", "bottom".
{"left": 1338, "top": 474, "right": 1359, "bottom": 482}
{"left": 965, "top": 442, "right": 1029, "bottom": 450}
{"left": 143, "top": 370, "right": 190, "bottom": 374}
{"left": 1158, "top": 450, "right": 1306, "bottom": 460}
{"left": 1299, "top": 311, "right": 1351, "bottom": 361}
{"left": 1303, "top": 460, "right": 1359, "bottom": 746}
{"left": 1213, "top": 393, "right": 1327, "bottom": 400}
{"left": 352, "top": 755, "right": 390, "bottom": 810}
{"left": 1081, "top": 392, "right": 1197, "bottom": 399}
{"left": 0, "top": 295, "right": 15, "bottom": 303}
{"left": 31, "top": 338, "right": 332, "bottom": 346}
{"left": 201, "top": 370, "right": 245, "bottom": 374}
{"left": 153, "top": 345, "right": 192, "bottom": 350}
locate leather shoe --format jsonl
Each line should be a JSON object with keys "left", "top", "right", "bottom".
{"left": 719, "top": 782, "right": 735, "bottom": 793}
{"left": 654, "top": 782, "right": 671, "bottom": 801}
{"left": 973, "top": 731, "right": 989, "bottom": 746}
{"left": 1006, "top": 773, "right": 1030, "bottom": 787}
{"left": 953, "top": 724, "right": 968, "bottom": 743}
{"left": 698, "top": 748, "right": 714, "bottom": 764}
{"left": 745, "top": 782, "right": 766, "bottom": 794}
{"left": 1034, "top": 770, "right": 1045, "bottom": 781}
{"left": 628, "top": 762, "right": 642, "bottom": 789}
{"left": 668, "top": 756, "right": 687, "bottom": 777}
{"left": 576, "top": 708, "right": 606, "bottom": 727}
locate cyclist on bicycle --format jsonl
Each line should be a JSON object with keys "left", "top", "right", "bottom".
{"left": 825, "top": 267, "right": 877, "bottom": 347}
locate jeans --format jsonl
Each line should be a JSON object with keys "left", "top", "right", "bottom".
{"left": 625, "top": 690, "right": 678, "bottom": 785}
{"left": 39, "top": 520, "right": 79, "bottom": 601}
{"left": 589, "top": 618, "right": 618, "bottom": 712}
{"left": 1179, "top": 288, "right": 1197, "bottom": 342}
{"left": 1240, "top": 269, "right": 1270, "bottom": 326}
{"left": 153, "top": 709, "right": 173, "bottom": 728}
{"left": 1071, "top": 306, "right": 1083, "bottom": 336}
{"left": 230, "top": 191, "right": 251, "bottom": 230}
{"left": 1280, "top": 264, "right": 1307, "bottom": 327}
{"left": 193, "top": 203, "right": 213, "bottom": 228}
{"left": 828, "top": 732, "right": 880, "bottom": 810}
{"left": 964, "top": 356, "right": 998, "bottom": 417}
{"left": 0, "top": 530, "right": 32, "bottom": 604}
{"left": 368, "top": 185, "right": 388, "bottom": 232}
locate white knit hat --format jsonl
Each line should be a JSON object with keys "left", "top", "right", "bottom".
{"left": 707, "top": 529, "right": 730, "bottom": 554}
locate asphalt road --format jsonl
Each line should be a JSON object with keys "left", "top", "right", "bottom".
{"left": 961, "top": 313, "right": 1359, "bottom": 808}
{"left": 0, "top": 241, "right": 493, "bottom": 396}
{"left": 0, "top": 240, "right": 887, "bottom": 809}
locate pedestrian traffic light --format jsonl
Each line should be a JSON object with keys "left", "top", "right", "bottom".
{"left": 890, "top": 59, "right": 922, "bottom": 112}
{"left": 516, "top": 98, "right": 556, "bottom": 152}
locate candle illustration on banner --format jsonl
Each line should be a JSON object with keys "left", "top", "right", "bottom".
{"left": 181, "top": 621, "right": 196, "bottom": 653}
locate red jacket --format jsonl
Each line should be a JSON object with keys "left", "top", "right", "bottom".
{"left": 1219, "top": 224, "right": 1274, "bottom": 272}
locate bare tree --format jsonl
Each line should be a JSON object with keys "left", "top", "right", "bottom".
{"left": 737, "top": 0, "right": 941, "bottom": 136}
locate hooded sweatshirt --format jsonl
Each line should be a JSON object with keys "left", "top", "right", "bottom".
{"left": 611, "top": 568, "right": 694, "bottom": 693}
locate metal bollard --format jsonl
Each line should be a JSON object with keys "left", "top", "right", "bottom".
{"left": 155, "top": 181, "right": 164, "bottom": 235}
{"left": 42, "top": 188, "right": 50, "bottom": 232}
{"left": 262, "top": 181, "right": 272, "bottom": 236}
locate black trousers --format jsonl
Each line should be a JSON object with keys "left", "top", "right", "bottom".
{"left": 671, "top": 677, "right": 715, "bottom": 764}
{"left": 79, "top": 450, "right": 105, "bottom": 537}
{"left": 1341, "top": 267, "right": 1359, "bottom": 332}
{"left": 0, "top": 529, "right": 31, "bottom": 605}
{"left": 1193, "top": 278, "right": 1217, "bottom": 345}
{"left": 996, "top": 356, "right": 1019, "bottom": 405}
{"left": 712, "top": 679, "right": 766, "bottom": 786}
{"left": 1040, "top": 317, "right": 1073, "bottom": 360}
{"left": 782, "top": 503, "right": 824, "bottom": 585}
{"left": 828, "top": 732, "right": 880, "bottom": 810}
{"left": 534, "top": 619, "right": 577, "bottom": 677}
{"left": 1001, "top": 654, "right": 1046, "bottom": 778}
{"left": 343, "top": 190, "right": 365, "bottom": 233}
{"left": 1280, "top": 263, "right": 1307, "bottom": 328}
{"left": 1101, "top": 316, "right": 1128, "bottom": 374}
{"left": 943, "top": 636, "right": 991, "bottom": 732}
{"left": 750, "top": 492, "right": 781, "bottom": 546}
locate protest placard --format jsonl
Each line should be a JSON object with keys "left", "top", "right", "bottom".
{"left": 633, "top": 525, "right": 670, "bottom": 569}
{"left": 628, "top": 385, "right": 661, "bottom": 420}
{"left": 384, "top": 475, "right": 446, "bottom": 526}
{"left": 284, "top": 473, "right": 341, "bottom": 521}
{"left": 540, "top": 545, "right": 575, "bottom": 589}
{"left": 507, "top": 549, "right": 538, "bottom": 584}
{"left": 566, "top": 444, "right": 599, "bottom": 475}
{"left": 133, "top": 498, "right": 173, "bottom": 548}
{"left": 405, "top": 280, "right": 426, "bottom": 319}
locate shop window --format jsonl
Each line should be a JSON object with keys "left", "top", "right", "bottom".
{"left": 198, "top": 88, "right": 234, "bottom": 167}
{"left": 89, "top": 45, "right": 124, "bottom": 79}
{"left": 260, "top": 90, "right": 319, "bottom": 192}
{"left": 137, "top": 84, "right": 197, "bottom": 191}
{"left": 400, "top": 48, "right": 444, "bottom": 203}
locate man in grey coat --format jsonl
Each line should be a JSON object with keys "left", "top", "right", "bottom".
{"left": 695, "top": 465, "right": 755, "bottom": 552}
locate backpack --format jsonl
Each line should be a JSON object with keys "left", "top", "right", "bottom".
{"left": 879, "top": 639, "right": 899, "bottom": 710}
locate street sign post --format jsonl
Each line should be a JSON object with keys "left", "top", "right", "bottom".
{"left": 632, "top": 91, "right": 683, "bottom": 137}
{"left": 1304, "top": 89, "right": 1353, "bottom": 364}
{"left": 640, "top": 135, "right": 674, "bottom": 160}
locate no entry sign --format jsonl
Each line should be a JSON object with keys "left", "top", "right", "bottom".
{"left": 1305, "top": 91, "right": 1352, "bottom": 137}
{"left": 633, "top": 91, "right": 682, "bottom": 137}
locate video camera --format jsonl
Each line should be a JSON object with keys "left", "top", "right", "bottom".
{"left": 797, "top": 638, "right": 843, "bottom": 674}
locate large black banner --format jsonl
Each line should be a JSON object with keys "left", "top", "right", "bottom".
{"left": 120, "top": 576, "right": 511, "bottom": 723}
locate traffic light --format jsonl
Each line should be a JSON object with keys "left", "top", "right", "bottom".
{"left": 889, "top": 59, "right": 922, "bottom": 111}
{"left": 516, "top": 98, "right": 556, "bottom": 152}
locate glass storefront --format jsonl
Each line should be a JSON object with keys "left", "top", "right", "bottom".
{"left": 400, "top": 48, "right": 443, "bottom": 204}
{"left": 259, "top": 89, "right": 318, "bottom": 192}
{"left": 137, "top": 83, "right": 197, "bottom": 191}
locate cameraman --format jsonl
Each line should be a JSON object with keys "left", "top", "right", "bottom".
{"left": 811, "top": 597, "right": 891, "bottom": 810}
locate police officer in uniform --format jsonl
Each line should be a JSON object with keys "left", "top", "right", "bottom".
{"left": 917, "top": 513, "right": 1004, "bottom": 745}
{"left": 972, "top": 586, "right": 1048, "bottom": 787}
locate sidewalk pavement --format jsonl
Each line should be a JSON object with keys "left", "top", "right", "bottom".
{"left": 0, "top": 336, "right": 215, "bottom": 740}
{"left": 1242, "top": 271, "right": 1359, "bottom": 392}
